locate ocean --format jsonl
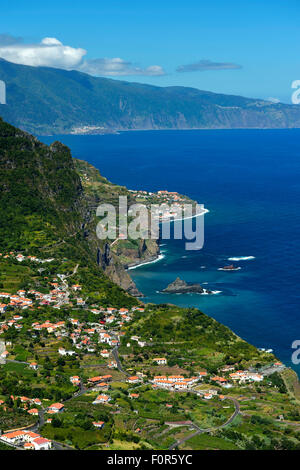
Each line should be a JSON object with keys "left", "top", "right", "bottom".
{"left": 41, "top": 129, "right": 300, "bottom": 374}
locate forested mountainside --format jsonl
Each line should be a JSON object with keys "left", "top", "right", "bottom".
{"left": 1, "top": 58, "right": 300, "bottom": 134}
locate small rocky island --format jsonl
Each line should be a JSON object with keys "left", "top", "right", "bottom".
{"left": 162, "top": 277, "right": 213, "bottom": 294}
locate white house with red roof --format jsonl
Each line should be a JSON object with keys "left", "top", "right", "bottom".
{"left": 48, "top": 402, "right": 64, "bottom": 413}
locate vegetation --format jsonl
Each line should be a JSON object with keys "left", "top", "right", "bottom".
{"left": 1, "top": 59, "right": 300, "bottom": 135}
{"left": 0, "top": 118, "right": 300, "bottom": 451}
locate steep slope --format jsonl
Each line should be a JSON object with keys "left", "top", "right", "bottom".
{"left": 0, "top": 59, "right": 300, "bottom": 134}
{"left": 0, "top": 117, "right": 139, "bottom": 297}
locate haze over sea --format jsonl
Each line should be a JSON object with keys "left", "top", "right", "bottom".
{"left": 42, "top": 129, "right": 300, "bottom": 375}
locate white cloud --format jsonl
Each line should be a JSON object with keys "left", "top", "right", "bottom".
{"left": 0, "top": 35, "right": 165, "bottom": 77}
{"left": 0, "top": 37, "right": 86, "bottom": 69}
{"left": 176, "top": 59, "right": 242, "bottom": 73}
{"left": 79, "top": 58, "right": 165, "bottom": 76}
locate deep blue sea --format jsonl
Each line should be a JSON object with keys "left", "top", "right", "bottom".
{"left": 41, "top": 130, "right": 300, "bottom": 375}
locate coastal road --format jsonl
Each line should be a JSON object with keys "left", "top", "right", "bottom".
{"left": 168, "top": 396, "right": 240, "bottom": 450}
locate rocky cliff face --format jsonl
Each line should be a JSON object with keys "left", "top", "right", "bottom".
{"left": 73, "top": 158, "right": 155, "bottom": 296}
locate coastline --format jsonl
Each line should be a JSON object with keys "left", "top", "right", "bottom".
{"left": 126, "top": 208, "right": 209, "bottom": 271}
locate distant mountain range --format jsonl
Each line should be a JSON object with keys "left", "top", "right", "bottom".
{"left": 0, "top": 58, "right": 300, "bottom": 135}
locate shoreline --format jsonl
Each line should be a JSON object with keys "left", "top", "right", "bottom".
{"left": 38, "top": 127, "right": 300, "bottom": 137}
{"left": 127, "top": 209, "right": 209, "bottom": 271}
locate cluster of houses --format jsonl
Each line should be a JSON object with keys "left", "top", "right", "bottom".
{"left": 2, "top": 395, "right": 42, "bottom": 413}
{"left": 0, "top": 430, "right": 52, "bottom": 450}
{"left": 127, "top": 189, "right": 199, "bottom": 222}
{"left": 0, "top": 273, "right": 147, "bottom": 362}
{"left": 0, "top": 252, "right": 54, "bottom": 264}
{"left": 129, "top": 189, "right": 189, "bottom": 204}
{"left": 0, "top": 290, "right": 33, "bottom": 313}
{"left": 152, "top": 375, "right": 200, "bottom": 390}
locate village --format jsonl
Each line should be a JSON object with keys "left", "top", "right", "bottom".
{"left": 0, "top": 251, "right": 291, "bottom": 451}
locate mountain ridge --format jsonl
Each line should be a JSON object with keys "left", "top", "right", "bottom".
{"left": 0, "top": 58, "right": 300, "bottom": 134}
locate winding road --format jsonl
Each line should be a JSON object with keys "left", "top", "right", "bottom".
{"left": 168, "top": 396, "right": 240, "bottom": 450}
{"left": 111, "top": 339, "right": 241, "bottom": 450}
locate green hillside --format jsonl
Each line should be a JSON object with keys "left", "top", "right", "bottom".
{"left": 0, "top": 118, "right": 300, "bottom": 451}
{"left": 1, "top": 58, "right": 300, "bottom": 134}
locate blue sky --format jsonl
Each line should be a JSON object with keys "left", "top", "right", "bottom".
{"left": 0, "top": 0, "right": 299, "bottom": 102}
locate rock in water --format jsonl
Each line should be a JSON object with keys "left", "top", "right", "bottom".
{"left": 162, "top": 277, "right": 211, "bottom": 294}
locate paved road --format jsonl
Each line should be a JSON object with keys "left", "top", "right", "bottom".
{"left": 110, "top": 344, "right": 241, "bottom": 450}
{"left": 168, "top": 396, "right": 240, "bottom": 450}
{"left": 111, "top": 334, "right": 129, "bottom": 376}
{"left": 0, "top": 340, "right": 5, "bottom": 365}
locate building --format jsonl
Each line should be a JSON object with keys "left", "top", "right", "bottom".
{"left": 32, "top": 437, "right": 52, "bottom": 450}
{"left": 153, "top": 358, "right": 167, "bottom": 365}
{"left": 29, "top": 362, "right": 38, "bottom": 370}
{"left": 92, "top": 394, "right": 111, "bottom": 404}
{"left": 127, "top": 376, "right": 140, "bottom": 384}
{"left": 48, "top": 403, "right": 64, "bottom": 413}
{"left": 93, "top": 421, "right": 105, "bottom": 429}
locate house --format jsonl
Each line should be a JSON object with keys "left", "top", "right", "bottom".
{"left": 88, "top": 376, "right": 103, "bottom": 385}
{"left": 0, "top": 293, "right": 10, "bottom": 299}
{"left": 247, "top": 372, "right": 264, "bottom": 382}
{"left": 92, "top": 394, "right": 111, "bottom": 404}
{"left": 93, "top": 421, "right": 105, "bottom": 429}
{"left": 20, "top": 396, "right": 30, "bottom": 403}
{"left": 32, "top": 398, "right": 42, "bottom": 406}
{"left": 24, "top": 443, "right": 35, "bottom": 450}
{"left": 93, "top": 382, "right": 109, "bottom": 391}
{"left": 48, "top": 403, "right": 64, "bottom": 413}
{"left": 13, "top": 314, "right": 23, "bottom": 321}
{"left": 198, "top": 371, "right": 208, "bottom": 378}
{"left": 1, "top": 431, "right": 27, "bottom": 444}
{"left": 105, "top": 316, "right": 115, "bottom": 324}
{"left": 58, "top": 347, "right": 76, "bottom": 356}
{"left": 100, "top": 349, "right": 109, "bottom": 358}
{"left": 173, "top": 381, "right": 189, "bottom": 390}
{"left": 29, "top": 362, "right": 38, "bottom": 370}
{"left": 153, "top": 358, "right": 167, "bottom": 365}
{"left": 129, "top": 393, "right": 139, "bottom": 399}
{"left": 70, "top": 375, "right": 80, "bottom": 385}
{"left": 32, "top": 437, "right": 52, "bottom": 450}
{"left": 101, "top": 375, "right": 112, "bottom": 382}
{"left": 203, "top": 393, "right": 213, "bottom": 400}
{"left": 119, "top": 308, "right": 129, "bottom": 314}
{"left": 0, "top": 304, "right": 7, "bottom": 314}
{"left": 72, "top": 284, "right": 82, "bottom": 291}
{"left": 127, "top": 376, "right": 140, "bottom": 384}
{"left": 211, "top": 376, "right": 228, "bottom": 386}
{"left": 108, "top": 361, "right": 117, "bottom": 369}
{"left": 28, "top": 408, "right": 39, "bottom": 416}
